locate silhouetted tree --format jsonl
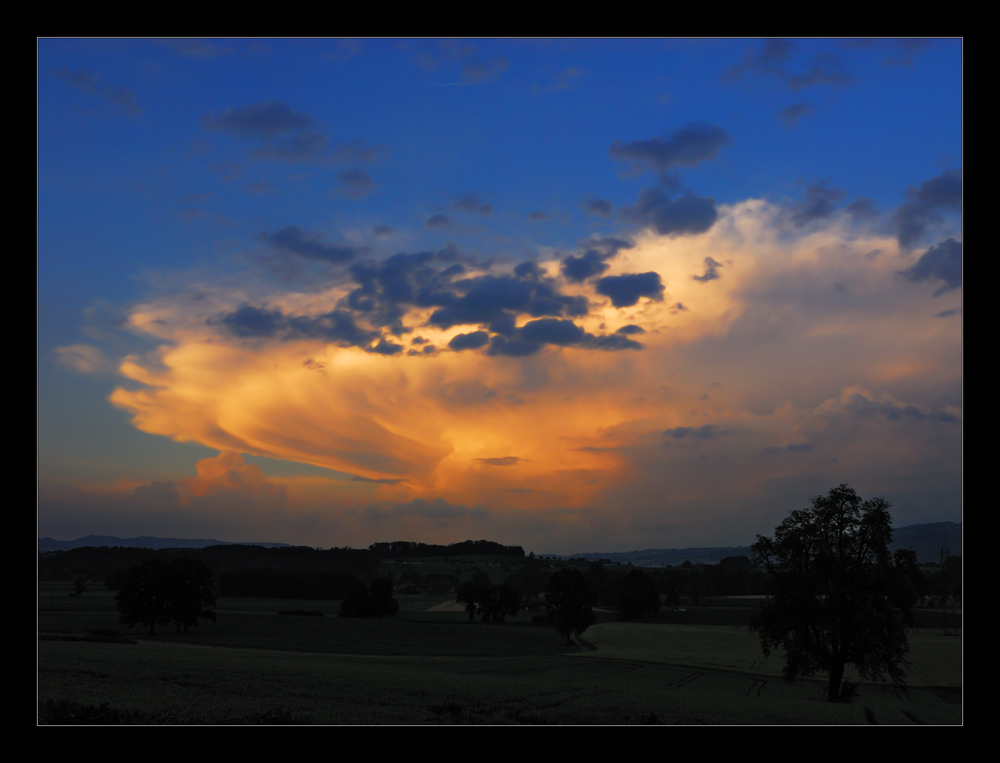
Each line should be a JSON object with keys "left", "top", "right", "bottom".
{"left": 545, "top": 568, "right": 596, "bottom": 644}
{"left": 73, "top": 575, "right": 87, "bottom": 596}
{"left": 164, "top": 557, "right": 217, "bottom": 633}
{"left": 611, "top": 569, "right": 660, "bottom": 620}
{"left": 339, "top": 577, "right": 398, "bottom": 618}
{"left": 751, "top": 484, "right": 921, "bottom": 702}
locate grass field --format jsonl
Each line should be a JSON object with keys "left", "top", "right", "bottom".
{"left": 38, "top": 582, "right": 962, "bottom": 724}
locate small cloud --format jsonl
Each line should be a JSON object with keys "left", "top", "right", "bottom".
{"left": 777, "top": 103, "right": 812, "bottom": 125}
{"left": 475, "top": 456, "right": 524, "bottom": 466}
{"left": 934, "top": 308, "right": 959, "bottom": 319}
{"left": 202, "top": 101, "right": 313, "bottom": 140}
{"left": 248, "top": 181, "right": 275, "bottom": 194}
{"left": 426, "top": 214, "right": 453, "bottom": 229}
{"left": 528, "top": 211, "right": 550, "bottom": 221}
{"left": 54, "top": 344, "right": 112, "bottom": 375}
{"left": 610, "top": 122, "right": 731, "bottom": 176}
{"left": 373, "top": 225, "right": 394, "bottom": 237}
{"left": 334, "top": 168, "right": 375, "bottom": 198}
{"left": 162, "top": 39, "right": 232, "bottom": 58}
{"left": 453, "top": 193, "right": 493, "bottom": 215}
{"left": 664, "top": 425, "right": 719, "bottom": 440}
{"left": 331, "top": 141, "right": 389, "bottom": 163}
{"left": 901, "top": 238, "right": 962, "bottom": 295}
{"left": 692, "top": 256, "right": 723, "bottom": 283}
{"left": 582, "top": 198, "right": 614, "bottom": 218}
{"left": 53, "top": 68, "right": 140, "bottom": 116}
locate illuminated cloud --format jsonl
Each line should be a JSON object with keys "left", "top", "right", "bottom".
{"left": 90, "top": 199, "right": 960, "bottom": 549}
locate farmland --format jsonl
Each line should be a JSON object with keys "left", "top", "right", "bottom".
{"left": 38, "top": 581, "right": 961, "bottom": 725}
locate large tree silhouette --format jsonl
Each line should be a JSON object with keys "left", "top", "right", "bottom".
{"left": 115, "top": 557, "right": 216, "bottom": 634}
{"left": 751, "top": 484, "right": 922, "bottom": 701}
{"left": 545, "top": 568, "right": 596, "bottom": 644}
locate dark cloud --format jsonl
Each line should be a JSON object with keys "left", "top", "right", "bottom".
{"left": 934, "top": 308, "right": 959, "bottom": 319}
{"left": 847, "top": 198, "right": 878, "bottom": 220}
{"left": 460, "top": 56, "right": 509, "bottom": 83}
{"left": 583, "top": 198, "right": 614, "bottom": 217}
{"left": 448, "top": 331, "right": 490, "bottom": 351}
{"left": 616, "top": 324, "right": 645, "bottom": 335}
{"left": 453, "top": 193, "right": 493, "bottom": 215}
{"left": 620, "top": 189, "right": 718, "bottom": 236}
{"left": 901, "top": 238, "right": 962, "bottom": 295}
{"left": 250, "top": 131, "right": 329, "bottom": 163}
{"left": 216, "top": 305, "right": 377, "bottom": 347}
{"left": 692, "top": 257, "right": 723, "bottom": 283}
{"left": 368, "top": 497, "right": 489, "bottom": 520}
{"left": 528, "top": 211, "right": 550, "bottom": 221}
{"left": 331, "top": 141, "right": 389, "bottom": 163}
{"left": 487, "top": 335, "right": 543, "bottom": 357}
{"left": 664, "top": 425, "right": 718, "bottom": 439}
{"left": 201, "top": 101, "right": 313, "bottom": 140}
{"left": 428, "top": 272, "right": 587, "bottom": 331}
{"left": 162, "top": 39, "right": 231, "bottom": 58}
{"left": 373, "top": 225, "right": 394, "bottom": 237}
{"left": 475, "top": 456, "right": 523, "bottom": 466}
{"left": 426, "top": 214, "right": 453, "bottom": 228}
{"left": 257, "top": 225, "right": 362, "bottom": 264}
{"left": 368, "top": 338, "right": 404, "bottom": 355}
{"left": 763, "top": 443, "right": 815, "bottom": 454}
{"left": 248, "top": 181, "right": 275, "bottom": 194}
{"left": 790, "top": 180, "right": 846, "bottom": 226}
{"left": 334, "top": 168, "right": 375, "bottom": 198}
{"left": 724, "top": 41, "right": 852, "bottom": 90}
{"left": 351, "top": 475, "right": 406, "bottom": 485}
{"left": 777, "top": 103, "right": 812, "bottom": 125}
{"left": 561, "top": 236, "right": 636, "bottom": 284}
{"left": 609, "top": 123, "right": 731, "bottom": 175}
{"left": 53, "top": 68, "right": 140, "bottom": 116}
{"left": 595, "top": 272, "right": 665, "bottom": 308}
{"left": 843, "top": 391, "right": 958, "bottom": 424}
{"left": 895, "top": 169, "right": 962, "bottom": 249}
{"left": 519, "top": 318, "right": 585, "bottom": 346}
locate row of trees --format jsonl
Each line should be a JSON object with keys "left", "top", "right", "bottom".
{"left": 115, "top": 557, "right": 217, "bottom": 634}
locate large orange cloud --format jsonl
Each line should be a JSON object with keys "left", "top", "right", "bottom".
{"left": 96, "top": 201, "right": 960, "bottom": 548}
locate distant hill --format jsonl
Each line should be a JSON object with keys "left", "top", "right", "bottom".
{"left": 563, "top": 521, "right": 961, "bottom": 566}
{"left": 37, "top": 535, "right": 291, "bottom": 552}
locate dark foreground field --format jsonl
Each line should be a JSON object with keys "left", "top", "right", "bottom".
{"left": 38, "top": 584, "right": 962, "bottom": 725}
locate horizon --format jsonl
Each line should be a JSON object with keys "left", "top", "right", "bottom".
{"left": 39, "top": 39, "right": 961, "bottom": 555}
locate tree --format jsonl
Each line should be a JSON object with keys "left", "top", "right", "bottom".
{"left": 544, "top": 568, "right": 596, "bottom": 644}
{"left": 72, "top": 575, "right": 87, "bottom": 596}
{"left": 339, "top": 577, "right": 398, "bottom": 618}
{"left": 115, "top": 557, "right": 216, "bottom": 635}
{"left": 750, "top": 485, "right": 921, "bottom": 702}
{"left": 610, "top": 569, "right": 660, "bottom": 620}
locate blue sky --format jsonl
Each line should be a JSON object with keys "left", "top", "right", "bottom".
{"left": 38, "top": 39, "right": 961, "bottom": 551}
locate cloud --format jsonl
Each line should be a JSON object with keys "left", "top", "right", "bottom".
{"left": 620, "top": 189, "right": 718, "bottom": 236}
{"left": 453, "top": 193, "right": 493, "bottom": 215}
{"left": 426, "top": 214, "right": 453, "bottom": 228}
{"left": 257, "top": 225, "right": 363, "bottom": 264}
{"left": 528, "top": 211, "right": 550, "bottom": 221}
{"left": 560, "top": 236, "right": 634, "bottom": 283}
{"left": 475, "top": 457, "right": 523, "bottom": 466}
{"left": 250, "top": 132, "right": 329, "bottom": 163}
{"left": 595, "top": 272, "right": 664, "bottom": 308}
{"left": 790, "top": 180, "right": 846, "bottom": 226}
{"left": 901, "top": 238, "right": 962, "bottom": 294}
{"left": 100, "top": 199, "right": 960, "bottom": 547}
{"left": 54, "top": 344, "right": 113, "bottom": 375}
{"left": 724, "top": 40, "right": 852, "bottom": 90}
{"left": 692, "top": 257, "right": 723, "bottom": 282}
{"left": 777, "top": 103, "right": 812, "bottom": 125}
{"left": 201, "top": 101, "right": 313, "bottom": 140}
{"left": 895, "top": 169, "right": 962, "bottom": 249}
{"left": 582, "top": 198, "right": 614, "bottom": 217}
{"left": 162, "top": 39, "right": 232, "bottom": 58}
{"left": 53, "top": 68, "right": 140, "bottom": 116}
{"left": 448, "top": 331, "right": 490, "bottom": 351}
{"left": 609, "top": 123, "right": 731, "bottom": 176}
{"left": 334, "top": 168, "right": 375, "bottom": 198}
{"left": 331, "top": 141, "right": 389, "bottom": 163}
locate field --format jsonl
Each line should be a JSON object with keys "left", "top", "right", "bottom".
{"left": 38, "top": 583, "right": 962, "bottom": 725}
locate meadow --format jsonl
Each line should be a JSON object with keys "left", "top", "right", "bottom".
{"left": 38, "top": 581, "right": 961, "bottom": 724}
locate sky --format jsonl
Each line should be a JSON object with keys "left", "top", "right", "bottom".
{"left": 38, "top": 38, "right": 962, "bottom": 554}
